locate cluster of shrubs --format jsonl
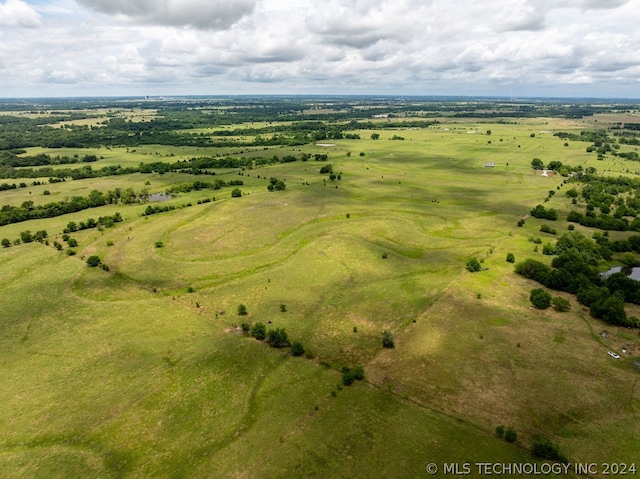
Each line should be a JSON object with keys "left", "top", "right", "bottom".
{"left": 540, "top": 224, "right": 557, "bottom": 235}
{"left": 166, "top": 179, "right": 243, "bottom": 194}
{"left": 142, "top": 204, "right": 177, "bottom": 216}
{"left": 563, "top": 174, "right": 640, "bottom": 232}
{"left": 267, "top": 177, "right": 286, "bottom": 191}
{"left": 341, "top": 365, "right": 365, "bottom": 386}
{"left": 238, "top": 302, "right": 304, "bottom": 354}
{"left": 529, "top": 289, "right": 571, "bottom": 312}
{"left": 567, "top": 210, "right": 632, "bottom": 231}
{"left": 530, "top": 204, "right": 558, "bottom": 220}
{"left": 501, "top": 427, "right": 569, "bottom": 464}
{"left": 531, "top": 437, "right": 569, "bottom": 464}
{"left": 495, "top": 425, "right": 517, "bottom": 443}
{"left": 241, "top": 320, "right": 306, "bottom": 356}
{"left": 236, "top": 304, "right": 371, "bottom": 389}
{"left": 2, "top": 229, "right": 48, "bottom": 247}
{"left": 63, "top": 213, "right": 123, "bottom": 233}
{"left": 86, "top": 255, "right": 109, "bottom": 271}
{"left": 2, "top": 210, "right": 125, "bottom": 254}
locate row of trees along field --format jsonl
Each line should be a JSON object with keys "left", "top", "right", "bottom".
{"left": 0, "top": 152, "right": 330, "bottom": 180}
{"left": 0, "top": 177, "right": 246, "bottom": 227}
{"left": 0, "top": 189, "right": 133, "bottom": 226}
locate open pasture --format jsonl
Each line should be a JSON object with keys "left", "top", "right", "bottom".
{"left": 1, "top": 112, "right": 639, "bottom": 477}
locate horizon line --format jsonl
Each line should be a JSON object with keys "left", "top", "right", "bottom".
{"left": 1, "top": 94, "right": 640, "bottom": 103}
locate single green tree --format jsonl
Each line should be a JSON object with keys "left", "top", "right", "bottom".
{"left": 291, "top": 341, "right": 305, "bottom": 356}
{"left": 341, "top": 367, "right": 355, "bottom": 386}
{"left": 504, "top": 428, "right": 517, "bottom": 443}
{"left": 19, "top": 231, "right": 34, "bottom": 243}
{"left": 506, "top": 253, "right": 515, "bottom": 263}
{"left": 532, "top": 437, "right": 569, "bottom": 464}
{"left": 86, "top": 255, "right": 102, "bottom": 267}
{"left": 1, "top": 238, "right": 10, "bottom": 248}
{"left": 250, "top": 322, "right": 266, "bottom": 340}
{"left": 231, "top": 188, "right": 242, "bottom": 198}
{"left": 530, "top": 288, "right": 552, "bottom": 309}
{"left": 621, "top": 252, "right": 638, "bottom": 266}
{"left": 531, "top": 158, "right": 544, "bottom": 170}
{"left": 34, "top": 230, "right": 48, "bottom": 243}
{"left": 552, "top": 297, "right": 571, "bottom": 312}
{"left": 382, "top": 330, "right": 395, "bottom": 348}
{"left": 466, "top": 258, "right": 482, "bottom": 272}
{"left": 370, "top": 133, "right": 380, "bottom": 140}
{"left": 237, "top": 303, "right": 248, "bottom": 316}
{"left": 565, "top": 188, "right": 578, "bottom": 198}
{"left": 591, "top": 292, "right": 629, "bottom": 326}
{"left": 266, "top": 328, "right": 290, "bottom": 348}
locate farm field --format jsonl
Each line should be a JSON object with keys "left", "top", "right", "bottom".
{"left": 0, "top": 98, "right": 639, "bottom": 478}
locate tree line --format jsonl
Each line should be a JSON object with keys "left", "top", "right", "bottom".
{"left": 0, "top": 188, "right": 138, "bottom": 226}
{"left": 0, "top": 153, "right": 317, "bottom": 181}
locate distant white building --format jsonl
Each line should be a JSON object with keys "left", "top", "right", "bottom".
{"left": 483, "top": 162, "right": 496, "bottom": 168}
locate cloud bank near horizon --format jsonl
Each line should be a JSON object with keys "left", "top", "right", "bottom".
{"left": 1, "top": 0, "right": 639, "bottom": 97}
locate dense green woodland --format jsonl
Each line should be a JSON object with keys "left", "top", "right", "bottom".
{"left": 1, "top": 96, "right": 639, "bottom": 151}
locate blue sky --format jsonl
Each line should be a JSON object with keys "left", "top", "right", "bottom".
{"left": 1, "top": 0, "right": 639, "bottom": 98}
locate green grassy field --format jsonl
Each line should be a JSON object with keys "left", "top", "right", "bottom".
{"left": 1, "top": 115, "right": 639, "bottom": 478}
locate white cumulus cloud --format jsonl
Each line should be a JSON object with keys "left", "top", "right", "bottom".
{"left": 0, "top": 0, "right": 639, "bottom": 97}
{"left": 0, "top": 0, "right": 41, "bottom": 28}
{"left": 75, "top": 0, "right": 257, "bottom": 29}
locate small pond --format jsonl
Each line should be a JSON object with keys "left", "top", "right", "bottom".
{"left": 601, "top": 266, "right": 640, "bottom": 281}
{"left": 148, "top": 192, "right": 173, "bottom": 202}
